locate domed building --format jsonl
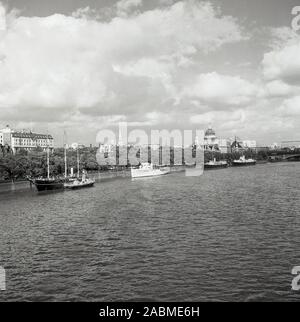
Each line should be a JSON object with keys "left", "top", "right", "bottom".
{"left": 204, "top": 125, "right": 230, "bottom": 153}
{"left": 204, "top": 126, "right": 219, "bottom": 151}
{"left": 205, "top": 127, "right": 216, "bottom": 137}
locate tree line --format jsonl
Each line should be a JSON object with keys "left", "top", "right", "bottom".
{"left": 0, "top": 144, "right": 276, "bottom": 182}
{"left": 0, "top": 147, "right": 99, "bottom": 182}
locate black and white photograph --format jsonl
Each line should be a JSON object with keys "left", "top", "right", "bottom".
{"left": 0, "top": 0, "right": 300, "bottom": 307}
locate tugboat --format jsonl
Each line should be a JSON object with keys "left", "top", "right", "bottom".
{"left": 131, "top": 163, "right": 170, "bottom": 178}
{"left": 232, "top": 155, "right": 256, "bottom": 167}
{"left": 204, "top": 158, "right": 228, "bottom": 170}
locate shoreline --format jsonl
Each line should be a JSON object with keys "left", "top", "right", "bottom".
{"left": 0, "top": 160, "right": 299, "bottom": 187}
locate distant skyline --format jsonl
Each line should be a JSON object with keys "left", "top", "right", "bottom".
{"left": 0, "top": 0, "right": 300, "bottom": 146}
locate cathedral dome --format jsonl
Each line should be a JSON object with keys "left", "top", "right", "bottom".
{"left": 205, "top": 127, "right": 216, "bottom": 137}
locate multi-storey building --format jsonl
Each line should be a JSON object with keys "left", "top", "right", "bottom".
{"left": 203, "top": 126, "right": 257, "bottom": 153}
{"left": 0, "top": 125, "right": 54, "bottom": 154}
{"left": 203, "top": 126, "right": 231, "bottom": 153}
{"left": 231, "top": 138, "right": 257, "bottom": 151}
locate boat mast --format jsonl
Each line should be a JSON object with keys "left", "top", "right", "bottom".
{"left": 47, "top": 136, "right": 50, "bottom": 180}
{"left": 77, "top": 147, "right": 80, "bottom": 178}
{"left": 64, "top": 130, "right": 67, "bottom": 178}
{"left": 64, "top": 145, "right": 67, "bottom": 178}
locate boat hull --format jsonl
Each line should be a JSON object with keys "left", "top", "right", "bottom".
{"left": 131, "top": 169, "right": 169, "bottom": 178}
{"left": 34, "top": 180, "right": 64, "bottom": 192}
{"left": 204, "top": 163, "right": 228, "bottom": 170}
{"left": 232, "top": 161, "right": 256, "bottom": 167}
{"left": 65, "top": 182, "right": 95, "bottom": 190}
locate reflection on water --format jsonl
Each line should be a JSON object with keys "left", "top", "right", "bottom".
{"left": 0, "top": 162, "right": 300, "bottom": 301}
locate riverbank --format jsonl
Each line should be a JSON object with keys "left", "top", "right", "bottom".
{"left": 0, "top": 159, "right": 298, "bottom": 185}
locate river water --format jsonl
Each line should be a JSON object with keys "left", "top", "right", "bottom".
{"left": 0, "top": 162, "right": 300, "bottom": 302}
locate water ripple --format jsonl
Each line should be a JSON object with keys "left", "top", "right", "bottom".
{"left": 0, "top": 163, "right": 300, "bottom": 301}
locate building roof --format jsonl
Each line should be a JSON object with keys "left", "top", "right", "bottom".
{"left": 205, "top": 127, "right": 216, "bottom": 137}
{"left": 12, "top": 132, "right": 53, "bottom": 140}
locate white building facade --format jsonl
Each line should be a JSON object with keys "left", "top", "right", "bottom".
{"left": 0, "top": 125, "right": 54, "bottom": 154}
{"left": 203, "top": 126, "right": 231, "bottom": 153}
{"left": 203, "top": 126, "right": 257, "bottom": 153}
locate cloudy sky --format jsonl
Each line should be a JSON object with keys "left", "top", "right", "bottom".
{"left": 0, "top": 0, "right": 300, "bottom": 146}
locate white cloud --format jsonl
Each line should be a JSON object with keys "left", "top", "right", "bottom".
{"left": 1, "top": 1, "right": 299, "bottom": 145}
{"left": 263, "top": 80, "right": 294, "bottom": 98}
{"left": 0, "top": 0, "right": 245, "bottom": 126}
{"left": 190, "top": 109, "right": 246, "bottom": 125}
{"left": 0, "top": 3, "right": 6, "bottom": 30}
{"left": 259, "top": 27, "right": 300, "bottom": 140}
{"left": 116, "top": 0, "right": 143, "bottom": 16}
{"left": 159, "top": 0, "right": 175, "bottom": 6}
{"left": 72, "top": 6, "right": 101, "bottom": 20}
{"left": 182, "top": 72, "right": 257, "bottom": 106}
{"left": 263, "top": 44, "right": 300, "bottom": 84}
{"left": 262, "top": 28, "right": 300, "bottom": 84}
{"left": 278, "top": 96, "right": 300, "bottom": 117}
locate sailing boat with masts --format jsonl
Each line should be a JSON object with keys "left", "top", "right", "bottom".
{"left": 32, "top": 135, "right": 64, "bottom": 192}
{"left": 64, "top": 145, "right": 95, "bottom": 189}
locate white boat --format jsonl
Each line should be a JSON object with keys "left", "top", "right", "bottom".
{"left": 232, "top": 155, "right": 256, "bottom": 167}
{"left": 64, "top": 170, "right": 95, "bottom": 189}
{"left": 204, "top": 158, "right": 228, "bottom": 170}
{"left": 131, "top": 163, "right": 170, "bottom": 178}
